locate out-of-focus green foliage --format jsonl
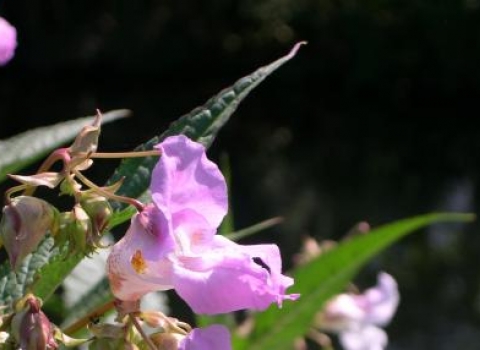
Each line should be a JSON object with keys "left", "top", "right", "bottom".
{"left": 233, "top": 213, "right": 475, "bottom": 350}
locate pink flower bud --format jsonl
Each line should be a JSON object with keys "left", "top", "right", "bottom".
{"left": 0, "top": 17, "right": 16, "bottom": 66}
{"left": 11, "top": 295, "right": 57, "bottom": 350}
{"left": 0, "top": 196, "right": 57, "bottom": 270}
{"left": 150, "top": 332, "right": 184, "bottom": 350}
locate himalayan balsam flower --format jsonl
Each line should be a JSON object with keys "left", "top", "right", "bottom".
{"left": 317, "top": 272, "right": 399, "bottom": 350}
{"left": 108, "top": 135, "right": 298, "bottom": 314}
{"left": 0, "top": 16, "right": 16, "bottom": 65}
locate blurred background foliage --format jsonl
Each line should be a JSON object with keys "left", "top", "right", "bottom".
{"left": 1, "top": 0, "right": 480, "bottom": 348}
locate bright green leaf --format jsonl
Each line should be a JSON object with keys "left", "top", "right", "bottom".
{"left": 235, "top": 213, "right": 475, "bottom": 350}
{"left": 0, "top": 109, "right": 130, "bottom": 183}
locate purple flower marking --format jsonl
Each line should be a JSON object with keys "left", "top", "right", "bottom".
{"left": 108, "top": 135, "right": 298, "bottom": 314}
{"left": 0, "top": 17, "right": 16, "bottom": 66}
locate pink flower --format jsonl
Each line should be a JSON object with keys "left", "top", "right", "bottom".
{"left": 179, "top": 325, "right": 231, "bottom": 350}
{"left": 108, "top": 135, "right": 298, "bottom": 314}
{"left": 317, "top": 272, "right": 399, "bottom": 350}
{"left": 0, "top": 17, "right": 16, "bottom": 66}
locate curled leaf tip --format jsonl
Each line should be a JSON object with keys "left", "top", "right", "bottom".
{"left": 288, "top": 41, "right": 308, "bottom": 58}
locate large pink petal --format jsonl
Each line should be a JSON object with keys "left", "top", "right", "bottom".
{"left": 172, "top": 209, "right": 218, "bottom": 253}
{"left": 151, "top": 135, "right": 227, "bottom": 229}
{"left": 172, "top": 236, "right": 298, "bottom": 314}
{"left": 179, "top": 325, "right": 231, "bottom": 350}
{"left": 107, "top": 205, "right": 176, "bottom": 301}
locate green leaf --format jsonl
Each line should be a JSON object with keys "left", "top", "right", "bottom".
{"left": 0, "top": 237, "right": 67, "bottom": 309}
{"left": 235, "top": 213, "right": 475, "bottom": 350}
{"left": 108, "top": 42, "right": 305, "bottom": 210}
{"left": 30, "top": 248, "right": 84, "bottom": 302}
{"left": 0, "top": 109, "right": 130, "bottom": 183}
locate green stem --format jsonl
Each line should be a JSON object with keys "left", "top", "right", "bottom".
{"left": 130, "top": 314, "right": 157, "bottom": 350}
{"left": 5, "top": 184, "right": 27, "bottom": 203}
{"left": 63, "top": 300, "right": 115, "bottom": 335}
{"left": 85, "top": 150, "right": 161, "bottom": 159}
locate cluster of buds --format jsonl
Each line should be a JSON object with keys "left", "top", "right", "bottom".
{"left": 0, "top": 113, "right": 165, "bottom": 348}
{"left": 0, "top": 112, "right": 144, "bottom": 269}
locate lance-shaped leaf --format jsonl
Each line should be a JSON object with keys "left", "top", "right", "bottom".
{"left": 233, "top": 213, "right": 475, "bottom": 350}
{"left": 0, "top": 109, "right": 130, "bottom": 183}
{"left": 108, "top": 42, "right": 305, "bottom": 210}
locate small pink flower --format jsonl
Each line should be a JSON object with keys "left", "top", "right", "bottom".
{"left": 108, "top": 135, "right": 298, "bottom": 314}
{"left": 179, "top": 325, "right": 231, "bottom": 350}
{"left": 0, "top": 16, "right": 17, "bottom": 66}
{"left": 317, "top": 272, "right": 399, "bottom": 350}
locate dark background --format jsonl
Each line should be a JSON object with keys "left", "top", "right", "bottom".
{"left": 1, "top": 1, "right": 480, "bottom": 348}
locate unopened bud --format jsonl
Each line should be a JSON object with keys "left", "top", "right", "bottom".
{"left": 88, "top": 323, "right": 135, "bottom": 350}
{"left": 81, "top": 193, "right": 112, "bottom": 238}
{"left": 60, "top": 205, "right": 92, "bottom": 254}
{"left": 11, "top": 295, "right": 57, "bottom": 350}
{"left": 150, "top": 332, "right": 184, "bottom": 350}
{"left": 0, "top": 196, "right": 57, "bottom": 270}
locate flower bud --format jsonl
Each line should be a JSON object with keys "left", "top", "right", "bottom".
{"left": 59, "top": 205, "right": 92, "bottom": 254}
{"left": 149, "top": 332, "right": 184, "bottom": 350}
{"left": 0, "top": 196, "right": 57, "bottom": 270}
{"left": 11, "top": 295, "right": 57, "bottom": 350}
{"left": 80, "top": 193, "right": 112, "bottom": 239}
{"left": 88, "top": 323, "right": 137, "bottom": 350}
